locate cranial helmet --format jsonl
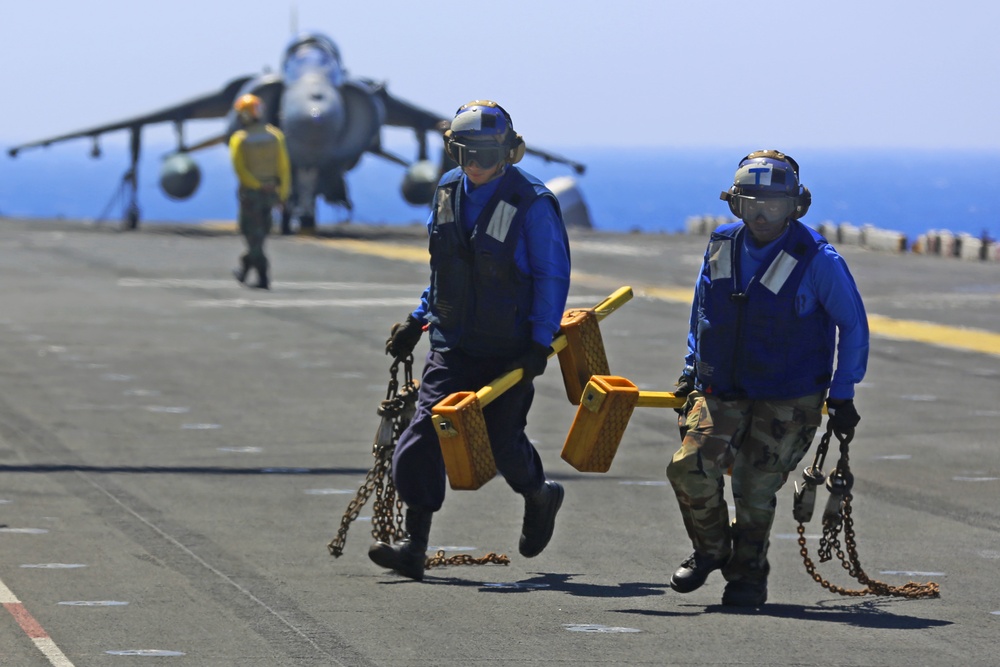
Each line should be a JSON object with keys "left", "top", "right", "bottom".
{"left": 443, "top": 100, "right": 525, "bottom": 169}
{"left": 720, "top": 150, "right": 811, "bottom": 223}
{"left": 234, "top": 94, "right": 263, "bottom": 123}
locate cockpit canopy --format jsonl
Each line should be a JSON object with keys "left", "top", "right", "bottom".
{"left": 282, "top": 33, "right": 345, "bottom": 87}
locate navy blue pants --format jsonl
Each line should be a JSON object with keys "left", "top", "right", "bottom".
{"left": 392, "top": 348, "right": 546, "bottom": 511}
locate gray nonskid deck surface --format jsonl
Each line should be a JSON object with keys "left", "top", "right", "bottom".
{"left": 1, "top": 217, "right": 997, "bottom": 666}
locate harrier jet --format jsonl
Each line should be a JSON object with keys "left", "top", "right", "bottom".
{"left": 7, "top": 32, "right": 585, "bottom": 232}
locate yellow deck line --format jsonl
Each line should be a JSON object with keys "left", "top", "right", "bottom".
{"left": 300, "top": 236, "right": 1000, "bottom": 357}
{"left": 867, "top": 314, "right": 1000, "bottom": 356}
{"left": 201, "top": 221, "right": 238, "bottom": 232}
{"left": 301, "top": 237, "right": 429, "bottom": 262}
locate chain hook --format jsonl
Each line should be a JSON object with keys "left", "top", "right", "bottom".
{"left": 795, "top": 423, "right": 939, "bottom": 598}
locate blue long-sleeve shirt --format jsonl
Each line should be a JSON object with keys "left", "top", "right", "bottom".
{"left": 411, "top": 169, "right": 571, "bottom": 348}
{"left": 685, "top": 227, "right": 869, "bottom": 400}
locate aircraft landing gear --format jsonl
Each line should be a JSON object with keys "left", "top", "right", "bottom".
{"left": 98, "top": 127, "right": 143, "bottom": 231}
{"left": 280, "top": 207, "right": 293, "bottom": 235}
{"left": 299, "top": 213, "right": 316, "bottom": 235}
{"left": 124, "top": 204, "right": 140, "bottom": 231}
{"left": 98, "top": 168, "right": 141, "bottom": 231}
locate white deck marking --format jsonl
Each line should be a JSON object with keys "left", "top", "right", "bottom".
{"left": 1, "top": 577, "right": 77, "bottom": 666}
{"left": 564, "top": 623, "right": 640, "bottom": 633}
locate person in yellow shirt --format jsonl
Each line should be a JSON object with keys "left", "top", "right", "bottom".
{"left": 229, "top": 94, "right": 291, "bottom": 290}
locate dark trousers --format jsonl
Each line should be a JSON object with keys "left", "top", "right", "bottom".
{"left": 237, "top": 187, "right": 275, "bottom": 273}
{"left": 392, "top": 348, "right": 546, "bottom": 511}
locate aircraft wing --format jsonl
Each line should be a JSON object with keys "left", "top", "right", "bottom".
{"left": 370, "top": 82, "right": 449, "bottom": 135}
{"left": 369, "top": 83, "right": 586, "bottom": 175}
{"left": 522, "top": 144, "right": 586, "bottom": 175}
{"left": 7, "top": 75, "right": 256, "bottom": 157}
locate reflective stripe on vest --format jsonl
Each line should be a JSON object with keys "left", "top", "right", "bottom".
{"left": 759, "top": 250, "right": 799, "bottom": 294}
{"left": 436, "top": 187, "right": 456, "bottom": 225}
{"left": 485, "top": 200, "right": 518, "bottom": 242}
{"left": 708, "top": 239, "right": 733, "bottom": 281}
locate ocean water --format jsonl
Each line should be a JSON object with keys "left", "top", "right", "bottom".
{"left": 2, "top": 143, "right": 997, "bottom": 242}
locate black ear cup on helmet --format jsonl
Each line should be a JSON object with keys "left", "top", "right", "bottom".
{"left": 794, "top": 186, "right": 811, "bottom": 219}
{"left": 508, "top": 133, "right": 525, "bottom": 164}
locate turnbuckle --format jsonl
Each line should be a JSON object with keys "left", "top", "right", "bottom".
{"left": 793, "top": 464, "right": 827, "bottom": 523}
{"left": 794, "top": 426, "right": 833, "bottom": 523}
{"left": 374, "top": 357, "right": 418, "bottom": 451}
{"left": 822, "top": 428, "right": 855, "bottom": 523}
{"left": 793, "top": 424, "right": 855, "bottom": 524}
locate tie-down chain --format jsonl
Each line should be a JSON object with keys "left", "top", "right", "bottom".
{"left": 793, "top": 425, "right": 940, "bottom": 599}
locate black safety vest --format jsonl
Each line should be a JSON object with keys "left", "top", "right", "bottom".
{"left": 425, "top": 167, "right": 555, "bottom": 358}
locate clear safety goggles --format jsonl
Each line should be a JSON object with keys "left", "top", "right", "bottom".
{"left": 734, "top": 195, "right": 797, "bottom": 224}
{"left": 452, "top": 141, "right": 506, "bottom": 169}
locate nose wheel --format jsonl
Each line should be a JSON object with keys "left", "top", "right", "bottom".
{"left": 299, "top": 213, "right": 316, "bottom": 234}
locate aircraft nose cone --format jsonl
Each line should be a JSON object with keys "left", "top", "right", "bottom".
{"left": 280, "top": 74, "right": 346, "bottom": 167}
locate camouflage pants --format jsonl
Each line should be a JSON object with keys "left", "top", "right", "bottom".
{"left": 237, "top": 187, "right": 276, "bottom": 274}
{"left": 666, "top": 391, "right": 824, "bottom": 582}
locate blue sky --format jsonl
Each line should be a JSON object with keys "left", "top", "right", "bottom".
{"left": 2, "top": 0, "right": 999, "bottom": 152}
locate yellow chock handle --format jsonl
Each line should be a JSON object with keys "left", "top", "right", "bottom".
{"left": 472, "top": 286, "right": 635, "bottom": 410}
{"left": 635, "top": 391, "right": 686, "bottom": 409}
{"left": 432, "top": 287, "right": 635, "bottom": 490}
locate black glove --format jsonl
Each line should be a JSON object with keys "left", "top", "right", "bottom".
{"left": 673, "top": 373, "right": 695, "bottom": 415}
{"left": 826, "top": 398, "right": 861, "bottom": 437}
{"left": 385, "top": 315, "right": 424, "bottom": 359}
{"left": 507, "top": 341, "right": 552, "bottom": 383}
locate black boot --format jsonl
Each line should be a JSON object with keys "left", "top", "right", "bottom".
{"left": 722, "top": 577, "right": 768, "bottom": 607}
{"left": 232, "top": 257, "right": 250, "bottom": 285}
{"left": 519, "top": 481, "right": 564, "bottom": 558}
{"left": 368, "top": 507, "right": 432, "bottom": 581}
{"left": 721, "top": 529, "right": 769, "bottom": 606}
{"left": 670, "top": 551, "right": 729, "bottom": 593}
{"left": 254, "top": 266, "right": 270, "bottom": 290}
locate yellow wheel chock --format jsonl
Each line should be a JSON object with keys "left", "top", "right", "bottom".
{"left": 432, "top": 286, "right": 635, "bottom": 490}
{"left": 559, "top": 376, "right": 685, "bottom": 473}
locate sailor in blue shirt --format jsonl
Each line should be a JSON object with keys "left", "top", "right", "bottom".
{"left": 369, "top": 101, "right": 571, "bottom": 580}
{"left": 666, "top": 150, "right": 869, "bottom": 607}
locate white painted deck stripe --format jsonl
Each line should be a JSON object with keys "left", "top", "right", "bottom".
{"left": 1, "top": 577, "right": 76, "bottom": 666}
